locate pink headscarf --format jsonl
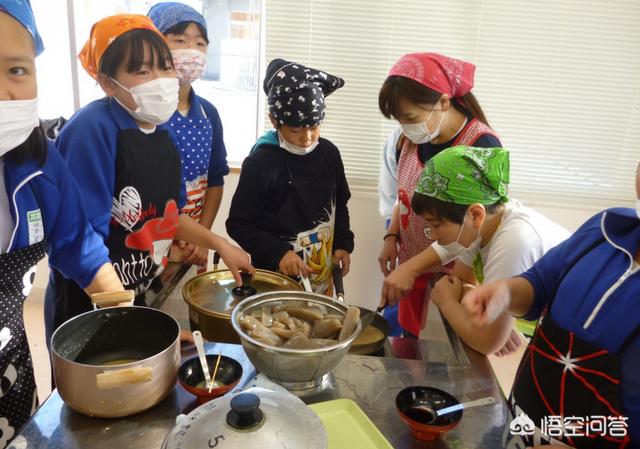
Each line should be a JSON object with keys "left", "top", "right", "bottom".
{"left": 388, "top": 52, "right": 475, "bottom": 98}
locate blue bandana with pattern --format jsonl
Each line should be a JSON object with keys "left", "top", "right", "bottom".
{"left": 147, "top": 2, "right": 207, "bottom": 34}
{"left": 0, "top": 0, "right": 43, "bottom": 55}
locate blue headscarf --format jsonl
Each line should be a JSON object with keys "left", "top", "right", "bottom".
{"left": 147, "top": 2, "right": 207, "bottom": 34}
{"left": 0, "top": 0, "right": 43, "bottom": 55}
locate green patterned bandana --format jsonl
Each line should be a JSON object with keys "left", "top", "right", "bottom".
{"left": 415, "top": 146, "right": 510, "bottom": 205}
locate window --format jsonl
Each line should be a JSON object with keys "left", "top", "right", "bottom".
{"left": 33, "top": 0, "right": 262, "bottom": 164}
{"left": 265, "top": 0, "right": 640, "bottom": 206}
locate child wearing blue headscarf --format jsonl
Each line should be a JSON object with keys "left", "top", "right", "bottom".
{"left": 148, "top": 2, "right": 229, "bottom": 267}
{"left": 0, "top": 1, "right": 123, "bottom": 442}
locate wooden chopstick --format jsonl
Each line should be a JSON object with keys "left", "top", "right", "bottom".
{"left": 208, "top": 351, "right": 223, "bottom": 393}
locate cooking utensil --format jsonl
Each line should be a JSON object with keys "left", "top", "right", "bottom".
{"left": 183, "top": 269, "right": 302, "bottom": 343}
{"left": 162, "top": 387, "right": 327, "bottom": 449}
{"left": 208, "top": 351, "right": 223, "bottom": 393}
{"left": 192, "top": 331, "right": 212, "bottom": 390}
{"left": 410, "top": 396, "right": 495, "bottom": 423}
{"left": 330, "top": 267, "right": 389, "bottom": 355}
{"left": 331, "top": 267, "right": 377, "bottom": 329}
{"left": 230, "top": 291, "right": 362, "bottom": 389}
{"left": 396, "top": 386, "right": 496, "bottom": 441}
{"left": 178, "top": 354, "right": 242, "bottom": 404}
{"left": 301, "top": 275, "right": 313, "bottom": 293}
{"left": 51, "top": 306, "right": 180, "bottom": 418}
{"left": 90, "top": 290, "right": 135, "bottom": 308}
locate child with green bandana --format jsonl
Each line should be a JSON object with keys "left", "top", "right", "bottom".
{"left": 380, "top": 145, "right": 569, "bottom": 354}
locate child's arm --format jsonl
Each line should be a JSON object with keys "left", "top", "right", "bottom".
{"left": 176, "top": 214, "right": 254, "bottom": 284}
{"left": 431, "top": 275, "right": 515, "bottom": 355}
{"left": 332, "top": 145, "right": 355, "bottom": 256}
{"left": 380, "top": 245, "right": 442, "bottom": 305}
{"left": 84, "top": 263, "right": 125, "bottom": 294}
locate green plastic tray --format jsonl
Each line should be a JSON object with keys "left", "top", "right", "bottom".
{"left": 310, "top": 399, "right": 393, "bottom": 449}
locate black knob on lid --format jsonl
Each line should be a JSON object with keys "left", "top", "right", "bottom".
{"left": 226, "top": 393, "right": 264, "bottom": 429}
{"left": 232, "top": 272, "right": 257, "bottom": 297}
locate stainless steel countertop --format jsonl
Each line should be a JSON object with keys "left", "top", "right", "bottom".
{"left": 11, "top": 338, "right": 507, "bottom": 449}
{"left": 11, "top": 265, "right": 508, "bottom": 448}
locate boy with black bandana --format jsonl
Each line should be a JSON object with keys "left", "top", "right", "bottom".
{"left": 226, "top": 59, "right": 354, "bottom": 294}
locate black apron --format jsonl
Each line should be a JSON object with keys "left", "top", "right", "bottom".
{"left": 504, "top": 239, "right": 633, "bottom": 448}
{"left": 265, "top": 147, "right": 335, "bottom": 294}
{"left": 0, "top": 240, "right": 46, "bottom": 447}
{"left": 49, "top": 128, "right": 181, "bottom": 333}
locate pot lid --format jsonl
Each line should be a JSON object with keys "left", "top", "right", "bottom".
{"left": 162, "top": 387, "right": 327, "bottom": 449}
{"left": 183, "top": 269, "right": 302, "bottom": 316}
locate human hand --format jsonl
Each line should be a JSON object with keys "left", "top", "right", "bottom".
{"left": 332, "top": 250, "right": 351, "bottom": 277}
{"left": 278, "top": 250, "right": 313, "bottom": 278}
{"left": 378, "top": 236, "right": 398, "bottom": 276}
{"left": 461, "top": 281, "right": 511, "bottom": 327}
{"left": 380, "top": 264, "right": 416, "bottom": 306}
{"left": 431, "top": 275, "right": 462, "bottom": 308}
{"left": 217, "top": 240, "right": 254, "bottom": 284}
{"left": 493, "top": 328, "right": 523, "bottom": 357}
{"left": 180, "top": 241, "right": 208, "bottom": 267}
{"left": 180, "top": 329, "right": 195, "bottom": 345}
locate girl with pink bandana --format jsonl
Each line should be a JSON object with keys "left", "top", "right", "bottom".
{"left": 377, "top": 52, "right": 502, "bottom": 338}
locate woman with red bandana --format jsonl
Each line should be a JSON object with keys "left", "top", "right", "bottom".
{"left": 377, "top": 52, "right": 502, "bottom": 338}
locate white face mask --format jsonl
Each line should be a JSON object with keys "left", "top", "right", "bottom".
{"left": 111, "top": 77, "right": 179, "bottom": 125}
{"left": 172, "top": 49, "right": 207, "bottom": 85}
{"left": 401, "top": 104, "right": 444, "bottom": 145}
{"left": 429, "top": 213, "right": 481, "bottom": 265}
{"left": 0, "top": 98, "right": 39, "bottom": 158}
{"left": 278, "top": 133, "right": 319, "bottom": 155}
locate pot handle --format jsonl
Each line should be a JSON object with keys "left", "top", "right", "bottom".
{"left": 96, "top": 367, "right": 153, "bottom": 390}
{"left": 331, "top": 266, "right": 345, "bottom": 303}
{"left": 90, "top": 290, "right": 135, "bottom": 308}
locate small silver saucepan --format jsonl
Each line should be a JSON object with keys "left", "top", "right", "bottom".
{"left": 51, "top": 304, "right": 180, "bottom": 418}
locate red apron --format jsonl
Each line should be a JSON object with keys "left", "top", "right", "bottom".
{"left": 396, "top": 118, "right": 499, "bottom": 335}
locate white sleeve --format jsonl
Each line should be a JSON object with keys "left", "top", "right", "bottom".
{"left": 378, "top": 127, "right": 402, "bottom": 221}
{"left": 482, "top": 218, "right": 546, "bottom": 283}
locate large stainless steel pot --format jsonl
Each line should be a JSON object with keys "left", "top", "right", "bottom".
{"left": 51, "top": 306, "right": 180, "bottom": 418}
{"left": 183, "top": 269, "right": 302, "bottom": 343}
{"left": 230, "top": 291, "right": 362, "bottom": 389}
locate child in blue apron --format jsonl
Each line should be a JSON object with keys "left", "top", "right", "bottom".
{"left": 464, "top": 163, "right": 640, "bottom": 448}
{"left": 148, "top": 2, "right": 229, "bottom": 267}
{"left": 226, "top": 59, "right": 354, "bottom": 295}
{"left": 44, "top": 14, "right": 253, "bottom": 346}
{"left": 0, "top": 1, "right": 124, "bottom": 443}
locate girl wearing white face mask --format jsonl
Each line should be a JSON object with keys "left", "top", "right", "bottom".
{"left": 0, "top": 2, "right": 126, "bottom": 439}
{"left": 45, "top": 14, "right": 254, "bottom": 347}
{"left": 381, "top": 146, "right": 569, "bottom": 357}
{"left": 376, "top": 52, "right": 502, "bottom": 339}
{"left": 148, "top": 3, "right": 229, "bottom": 268}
